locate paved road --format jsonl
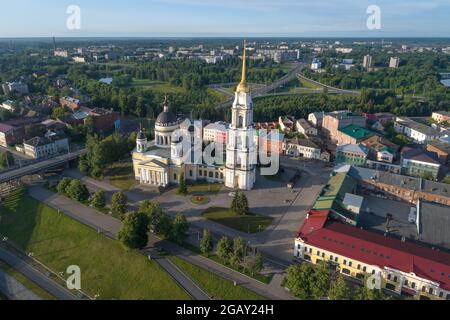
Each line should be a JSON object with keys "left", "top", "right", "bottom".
{"left": 154, "top": 258, "right": 210, "bottom": 300}
{"left": 0, "top": 149, "right": 86, "bottom": 184}
{"left": 27, "top": 185, "right": 210, "bottom": 300}
{"left": 0, "top": 267, "right": 41, "bottom": 300}
{"left": 0, "top": 247, "right": 78, "bottom": 300}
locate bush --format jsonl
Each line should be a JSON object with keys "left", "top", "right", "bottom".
{"left": 65, "top": 180, "right": 90, "bottom": 202}
{"left": 91, "top": 191, "right": 106, "bottom": 209}
{"left": 111, "top": 192, "right": 128, "bottom": 218}
{"left": 57, "top": 177, "right": 72, "bottom": 194}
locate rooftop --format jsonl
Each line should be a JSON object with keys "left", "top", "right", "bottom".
{"left": 298, "top": 210, "right": 450, "bottom": 291}
{"left": 339, "top": 124, "right": 373, "bottom": 141}
{"left": 336, "top": 143, "right": 369, "bottom": 155}
{"left": 402, "top": 147, "right": 441, "bottom": 165}
{"left": 286, "top": 138, "right": 318, "bottom": 149}
{"left": 396, "top": 117, "right": 441, "bottom": 136}
{"left": 418, "top": 201, "right": 450, "bottom": 250}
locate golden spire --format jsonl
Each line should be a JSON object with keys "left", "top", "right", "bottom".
{"left": 236, "top": 40, "right": 249, "bottom": 93}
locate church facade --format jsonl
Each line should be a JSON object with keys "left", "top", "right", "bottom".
{"left": 132, "top": 43, "right": 256, "bottom": 190}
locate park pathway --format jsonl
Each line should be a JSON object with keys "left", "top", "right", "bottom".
{"left": 28, "top": 184, "right": 296, "bottom": 300}
{"left": 28, "top": 184, "right": 210, "bottom": 300}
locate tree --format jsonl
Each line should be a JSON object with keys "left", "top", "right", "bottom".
{"left": 57, "top": 177, "right": 72, "bottom": 194}
{"left": 66, "top": 180, "right": 89, "bottom": 202}
{"left": 355, "top": 285, "right": 391, "bottom": 300}
{"left": 200, "top": 229, "right": 213, "bottom": 256}
{"left": 78, "top": 155, "right": 90, "bottom": 173}
{"left": 230, "top": 237, "right": 247, "bottom": 267}
{"left": 242, "top": 252, "right": 264, "bottom": 276}
{"left": 111, "top": 192, "right": 128, "bottom": 218}
{"left": 171, "top": 213, "right": 189, "bottom": 244}
{"left": 231, "top": 191, "right": 249, "bottom": 216}
{"left": 91, "top": 191, "right": 106, "bottom": 209}
{"left": 177, "top": 173, "right": 188, "bottom": 195}
{"left": 0, "top": 151, "right": 14, "bottom": 169}
{"left": 216, "top": 236, "right": 232, "bottom": 262}
{"left": 312, "top": 261, "right": 331, "bottom": 299}
{"left": 157, "top": 212, "right": 173, "bottom": 239}
{"left": 139, "top": 200, "right": 164, "bottom": 232}
{"left": 285, "top": 264, "right": 315, "bottom": 300}
{"left": 118, "top": 211, "right": 149, "bottom": 249}
{"left": 328, "top": 274, "right": 351, "bottom": 300}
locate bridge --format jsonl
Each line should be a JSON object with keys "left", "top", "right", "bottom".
{"left": 0, "top": 149, "right": 86, "bottom": 184}
{"left": 213, "top": 63, "right": 359, "bottom": 109}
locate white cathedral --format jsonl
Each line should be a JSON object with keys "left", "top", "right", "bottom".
{"left": 132, "top": 43, "right": 257, "bottom": 190}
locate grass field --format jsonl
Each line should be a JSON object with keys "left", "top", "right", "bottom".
{"left": 169, "top": 256, "right": 265, "bottom": 300}
{"left": 131, "top": 79, "right": 186, "bottom": 93}
{"left": 202, "top": 207, "right": 273, "bottom": 234}
{"left": 0, "top": 261, "right": 55, "bottom": 300}
{"left": 105, "top": 163, "right": 138, "bottom": 190}
{"left": 0, "top": 189, "right": 190, "bottom": 300}
{"left": 299, "top": 77, "right": 323, "bottom": 90}
{"left": 187, "top": 182, "right": 223, "bottom": 195}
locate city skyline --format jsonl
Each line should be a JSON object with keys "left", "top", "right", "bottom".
{"left": 1, "top": 0, "right": 450, "bottom": 38}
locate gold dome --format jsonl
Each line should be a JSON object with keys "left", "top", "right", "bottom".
{"left": 236, "top": 41, "right": 249, "bottom": 93}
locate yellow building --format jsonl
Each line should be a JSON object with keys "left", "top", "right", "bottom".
{"left": 132, "top": 113, "right": 226, "bottom": 187}
{"left": 294, "top": 210, "right": 450, "bottom": 300}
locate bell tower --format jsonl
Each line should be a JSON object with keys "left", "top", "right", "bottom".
{"left": 225, "top": 41, "right": 256, "bottom": 190}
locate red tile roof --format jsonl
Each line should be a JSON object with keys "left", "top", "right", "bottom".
{"left": 298, "top": 210, "right": 450, "bottom": 291}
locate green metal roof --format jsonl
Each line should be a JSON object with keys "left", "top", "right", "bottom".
{"left": 339, "top": 124, "right": 373, "bottom": 141}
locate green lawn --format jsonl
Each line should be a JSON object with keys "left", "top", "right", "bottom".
{"left": 131, "top": 79, "right": 186, "bottom": 93}
{"left": 0, "top": 261, "right": 56, "bottom": 300}
{"left": 169, "top": 256, "right": 265, "bottom": 300}
{"left": 105, "top": 163, "right": 138, "bottom": 190}
{"left": 202, "top": 207, "right": 273, "bottom": 234}
{"left": 0, "top": 189, "right": 190, "bottom": 300}
{"left": 299, "top": 77, "right": 323, "bottom": 90}
{"left": 187, "top": 182, "right": 223, "bottom": 195}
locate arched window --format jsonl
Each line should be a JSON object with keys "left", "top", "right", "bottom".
{"left": 209, "top": 172, "right": 213, "bottom": 178}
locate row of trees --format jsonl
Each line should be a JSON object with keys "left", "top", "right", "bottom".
{"left": 56, "top": 178, "right": 90, "bottom": 203}
{"left": 55, "top": 178, "right": 128, "bottom": 219}
{"left": 79, "top": 133, "right": 135, "bottom": 178}
{"left": 253, "top": 91, "right": 449, "bottom": 123}
{"left": 118, "top": 200, "right": 189, "bottom": 250}
{"left": 285, "top": 262, "right": 392, "bottom": 300}
{"left": 199, "top": 232, "right": 264, "bottom": 277}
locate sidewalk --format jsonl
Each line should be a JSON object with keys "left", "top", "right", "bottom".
{"left": 28, "top": 184, "right": 210, "bottom": 300}
{"left": 29, "top": 184, "right": 296, "bottom": 300}
{"left": 155, "top": 239, "right": 296, "bottom": 300}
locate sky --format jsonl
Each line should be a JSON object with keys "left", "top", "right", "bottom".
{"left": 1, "top": 0, "right": 450, "bottom": 38}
